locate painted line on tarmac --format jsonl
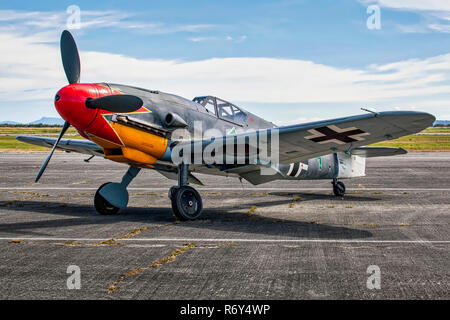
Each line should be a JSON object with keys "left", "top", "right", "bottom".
{"left": 0, "top": 187, "right": 449, "bottom": 192}
{"left": 1, "top": 237, "right": 450, "bottom": 244}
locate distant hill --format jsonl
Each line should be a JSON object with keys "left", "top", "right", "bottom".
{"left": 28, "top": 117, "right": 65, "bottom": 125}
{"left": 0, "top": 121, "right": 21, "bottom": 125}
{"left": 0, "top": 117, "right": 65, "bottom": 126}
{"left": 433, "top": 120, "right": 450, "bottom": 127}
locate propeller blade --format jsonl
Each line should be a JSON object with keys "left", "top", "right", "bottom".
{"left": 85, "top": 94, "right": 144, "bottom": 113}
{"left": 35, "top": 121, "right": 70, "bottom": 183}
{"left": 60, "top": 30, "right": 81, "bottom": 84}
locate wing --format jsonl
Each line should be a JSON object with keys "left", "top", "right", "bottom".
{"left": 179, "top": 111, "right": 434, "bottom": 164}
{"left": 16, "top": 136, "right": 104, "bottom": 156}
{"left": 275, "top": 111, "right": 434, "bottom": 163}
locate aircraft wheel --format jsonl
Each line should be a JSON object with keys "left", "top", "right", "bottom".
{"left": 333, "top": 181, "right": 346, "bottom": 197}
{"left": 168, "top": 186, "right": 179, "bottom": 201}
{"left": 94, "top": 183, "right": 120, "bottom": 215}
{"left": 171, "top": 186, "right": 203, "bottom": 221}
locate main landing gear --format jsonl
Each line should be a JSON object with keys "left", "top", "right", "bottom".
{"left": 94, "top": 166, "right": 141, "bottom": 215}
{"left": 169, "top": 163, "right": 203, "bottom": 221}
{"left": 93, "top": 164, "right": 203, "bottom": 220}
{"left": 332, "top": 178, "right": 346, "bottom": 197}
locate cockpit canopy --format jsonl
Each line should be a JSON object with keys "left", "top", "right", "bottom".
{"left": 193, "top": 96, "right": 247, "bottom": 125}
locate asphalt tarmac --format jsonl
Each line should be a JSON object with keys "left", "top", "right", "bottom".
{"left": 0, "top": 152, "right": 449, "bottom": 299}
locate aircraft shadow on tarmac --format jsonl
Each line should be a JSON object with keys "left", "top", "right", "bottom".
{"left": 268, "top": 192, "right": 381, "bottom": 202}
{"left": 0, "top": 194, "right": 374, "bottom": 239}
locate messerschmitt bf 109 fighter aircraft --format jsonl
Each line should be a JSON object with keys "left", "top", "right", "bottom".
{"left": 18, "top": 30, "right": 435, "bottom": 220}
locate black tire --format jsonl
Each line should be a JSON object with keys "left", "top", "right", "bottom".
{"left": 94, "top": 183, "right": 120, "bottom": 215}
{"left": 169, "top": 186, "right": 182, "bottom": 219}
{"left": 333, "top": 181, "right": 346, "bottom": 197}
{"left": 171, "top": 186, "right": 203, "bottom": 221}
{"left": 168, "top": 186, "right": 179, "bottom": 201}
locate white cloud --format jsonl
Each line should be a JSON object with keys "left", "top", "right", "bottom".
{"left": 188, "top": 36, "right": 217, "bottom": 42}
{"left": 396, "top": 24, "right": 429, "bottom": 34}
{"left": 360, "top": 0, "right": 450, "bottom": 34}
{"left": 1, "top": 15, "right": 449, "bottom": 121}
{"left": 0, "top": 9, "right": 216, "bottom": 35}
{"left": 1, "top": 29, "right": 450, "bottom": 107}
{"left": 278, "top": 117, "right": 325, "bottom": 126}
{"left": 360, "top": 0, "right": 450, "bottom": 12}
{"left": 190, "top": 35, "right": 247, "bottom": 43}
{"left": 428, "top": 24, "right": 450, "bottom": 33}
{"left": 225, "top": 35, "right": 247, "bottom": 43}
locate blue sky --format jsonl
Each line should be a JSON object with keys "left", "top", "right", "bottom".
{"left": 0, "top": 0, "right": 449, "bottom": 123}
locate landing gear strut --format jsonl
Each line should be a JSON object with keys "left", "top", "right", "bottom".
{"left": 170, "top": 163, "right": 203, "bottom": 220}
{"left": 332, "top": 178, "right": 346, "bottom": 197}
{"left": 94, "top": 166, "right": 141, "bottom": 215}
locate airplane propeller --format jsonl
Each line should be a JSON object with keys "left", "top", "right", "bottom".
{"left": 35, "top": 30, "right": 143, "bottom": 182}
{"left": 60, "top": 30, "right": 81, "bottom": 84}
{"left": 35, "top": 121, "right": 70, "bottom": 182}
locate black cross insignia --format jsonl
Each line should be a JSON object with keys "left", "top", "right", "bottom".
{"left": 305, "top": 126, "right": 368, "bottom": 144}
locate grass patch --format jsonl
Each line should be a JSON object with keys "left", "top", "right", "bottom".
{"left": 151, "top": 243, "right": 196, "bottom": 268}
{"left": 94, "top": 226, "right": 150, "bottom": 246}
{"left": 97, "top": 239, "right": 121, "bottom": 246}
{"left": 108, "top": 285, "right": 120, "bottom": 292}
{"left": 223, "top": 242, "right": 240, "bottom": 247}
{"left": 0, "top": 136, "right": 48, "bottom": 150}
{"left": 0, "top": 126, "right": 79, "bottom": 135}
{"left": 116, "top": 227, "right": 149, "bottom": 240}
{"left": 248, "top": 206, "right": 257, "bottom": 214}
{"left": 369, "top": 134, "right": 450, "bottom": 151}
{"left": 0, "top": 126, "right": 84, "bottom": 151}
{"left": 108, "top": 243, "right": 196, "bottom": 294}
{"left": 247, "top": 206, "right": 258, "bottom": 220}
{"left": 421, "top": 127, "right": 450, "bottom": 133}
{"left": 61, "top": 241, "right": 82, "bottom": 246}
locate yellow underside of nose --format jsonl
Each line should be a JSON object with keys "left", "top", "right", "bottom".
{"left": 90, "top": 122, "right": 168, "bottom": 167}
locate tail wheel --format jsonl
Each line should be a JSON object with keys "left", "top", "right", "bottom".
{"left": 333, "top": 181, "right": 346, "bottom": 197}
{"left": 94, "top": 183, "right": 120, "bottom": 215}
{"left": 171, "top": 186, "right": 203, "bottom": 221}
